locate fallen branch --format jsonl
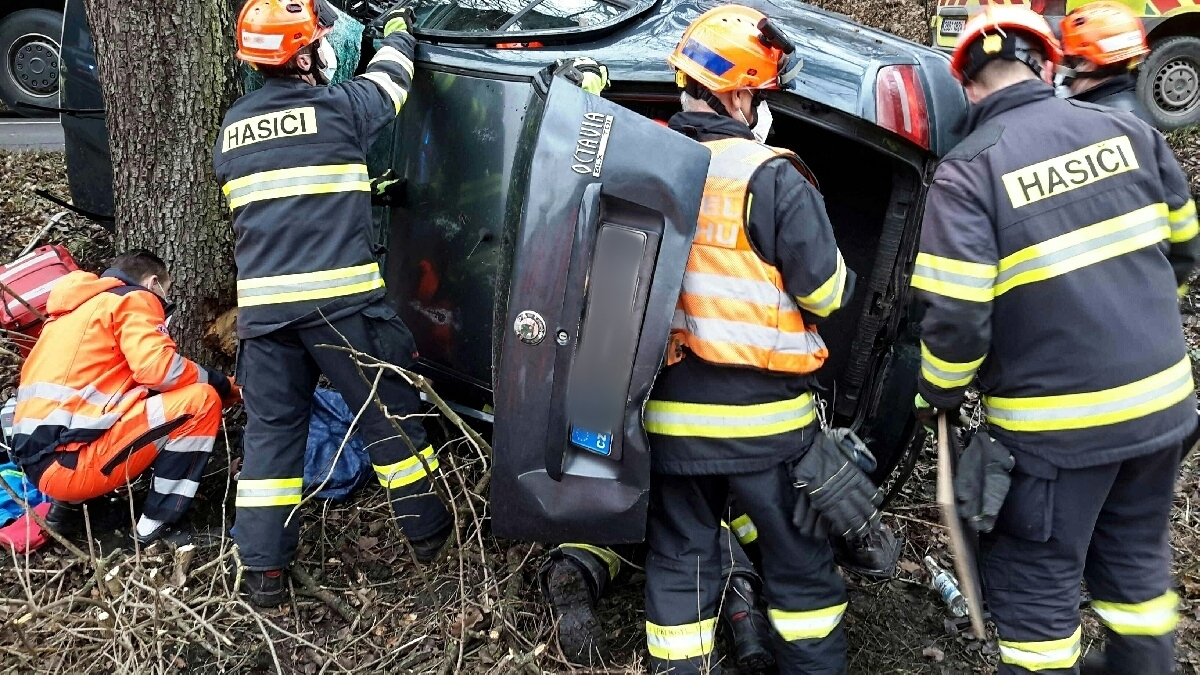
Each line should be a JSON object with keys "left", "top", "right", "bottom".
{"left": 291, "top": 564, "right": 359, "bottom": 623}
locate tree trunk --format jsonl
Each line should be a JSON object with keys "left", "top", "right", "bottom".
{"left": 82, "top": 0, "right": 240, "bottom": 365}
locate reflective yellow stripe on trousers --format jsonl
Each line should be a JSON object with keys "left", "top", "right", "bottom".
{"left": 1092, "top": 591, "right": 1179, "bottom": 636}
{"left": 769, "top": 603, "right": 847, "bottom": 641}
{"left": 999, "top": 626, "right": 1081, "bottom": 671}
{"left": 645, "top": 618, "right": 716, "bottom": 660}
{"left": 222, "top": 163, "right": 371, "bottom": 210}
{"left": 729, "top": 514, "right": 759, "bottom": 545}
{"left": 375, "top": 446, "right": 438, "bottom": 489}
{"left": 236, "top": 478, "right": 303, "bottom": 507}
{"left": 237, "top": 262, "right": 384, "bottom": 308}
{"left": 984, "top": 357, "right": 1194, "bottom": 432}
{"left": 643, "top": 393, "right": 815, "bottom": 439}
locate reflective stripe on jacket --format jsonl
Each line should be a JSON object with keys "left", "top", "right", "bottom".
{"left": 12, "top": 270, "right": 218, "bottom": 471}
{"left": 213, "top": 31, "right": 417, "bottom": 339}
{"left": 669, "top": 138, "right": 831, "bottom": 375}
{"left": 914, "top": 81, "right": 1199, "bottom": 467}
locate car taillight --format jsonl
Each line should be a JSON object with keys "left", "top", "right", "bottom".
{"left": 875, "top": 64, "right": 930, "bottom": 150}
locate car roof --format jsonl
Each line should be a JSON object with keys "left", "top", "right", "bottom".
{"left": 419, "top": 0, "right": 967, "bottom": 156}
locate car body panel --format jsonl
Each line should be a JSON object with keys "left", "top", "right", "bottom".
{"left": 490, "top": 78, "right": 710, "bottom": 543}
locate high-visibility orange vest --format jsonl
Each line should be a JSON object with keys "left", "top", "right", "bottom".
{"left": 669, "top": 137, "right": 829, "bottom": 375}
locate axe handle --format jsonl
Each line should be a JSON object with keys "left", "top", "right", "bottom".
{"left": 936, "top": 412, "right": 987, "bottom": 639}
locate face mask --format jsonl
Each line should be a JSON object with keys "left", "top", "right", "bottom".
{"left": 751, "top": 99, "right": 773, "bottom": 143}
{"left": 317, "top": 39, "right": 338, "bottom": 84}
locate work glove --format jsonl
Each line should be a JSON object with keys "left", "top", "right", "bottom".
{"left": 914, "top": 394, "right": 960, "bottom": 434}
{"left": 791, "top": 432, "right": 884, "bottom": 542}
{"left": 380, "top": 5, "right": 415, "bottom": 36}
{"left": 535, "top": 57, "right": 610, "bottom": 96}
{"left": 370, "top": 169, "right": 404, "bottom": 205}
{"left": 953, "top": 432, "right": 1014, "bottom": 533}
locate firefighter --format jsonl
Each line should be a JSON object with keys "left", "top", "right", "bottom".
{"left": 915, "top": 6, "right": 1198, "bottom": 673}
{"left": 1059, "top": 1, "right": 1152, "bottom": 124}
{"left": 214, "top": 0, "right": 454, "bottom": 606}
{"left": 541, "top": 518, "right": 773, "bottom": 669}
{"left": 10, "top": 250, "right": 235, "bottom": 545}
{"left": 642, "top": 6, "right": 878, "bottom": 672}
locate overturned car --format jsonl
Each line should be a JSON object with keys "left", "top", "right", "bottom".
{"left": 58, "top": 0, "right": 968, "bottom": 543}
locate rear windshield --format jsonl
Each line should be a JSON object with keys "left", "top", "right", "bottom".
{"left": 410, "top": 0, "right": 650, "bottom": 39}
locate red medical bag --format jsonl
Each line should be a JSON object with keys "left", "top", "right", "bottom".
{"left": 0, "top": 245, "right": 79, "bottom": 356}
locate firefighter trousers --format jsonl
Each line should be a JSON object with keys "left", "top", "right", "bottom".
{"left": 38, "top": 384, "right": 221, "bottom": 524}
{"left": 233, "top": 304, "right": 451, "bottom": 570}
{"left": 645, "top": 465, "right": 847, "bottom": 675}
{"left": 982, "top": 440, "right": 1184, "bottom": 674}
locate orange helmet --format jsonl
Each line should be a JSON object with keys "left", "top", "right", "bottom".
{"left": 236, "top": 0, "right": 338, "bottom": 66}
{"left": 950, "top": 5, "right": 1062, "bottom": 82}
{"left": 668, "top": 5, "right": 784, "bottom": 92}
{"left": 1061, "top": 1, "right": 1149, "bottom": 67}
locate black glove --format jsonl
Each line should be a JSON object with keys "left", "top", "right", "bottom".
{"left": 914, "top": 394, "right": 960, "bottom": 434}
{"left": 953, "top": 433, "right": 1014, "bottom": 533}
{"left": 791, "top": 490, "right": 827, "bottom": 540}
{"left": 791, "top": 432, "right": 883, "bottom": 542}
{"left": 534, "top": 57, "right": 610, "bottom": 96}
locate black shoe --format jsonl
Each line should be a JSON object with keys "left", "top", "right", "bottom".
{"left": 544, "top": 556, "right": 607, "bottom": 665}
{"left": 723, "top": 574, "right": 774, "bottom": 671}
{"left": 410, "top": 525, "right": 452, "bottom": 564}
{"left": 44, "top": 500, "right": 82, "bottom": 536}
{"left": 134, "top": 521, "right": 193, "bottom": 547}
{"left": 240, "top": 569, "right": 287, "bottom": 607}
{"left": 832, "top": 522, "right": 902, "bottom": 580}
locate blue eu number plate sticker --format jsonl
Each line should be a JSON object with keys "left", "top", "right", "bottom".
{"left": 570, "top": 427, "right": 612, "bottom": 456}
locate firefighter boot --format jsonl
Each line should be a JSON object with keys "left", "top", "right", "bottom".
{"left": 240, "top": 569, "right": 287, "bottom": 608}
{"left": 44, "top": 500, "right": 82, "bottom": 537}
{"left": 410, "top": 523, "right": 452, "bottom": 564}
{"left": 722, "top": 572, "right": 774, "bottom": 671}
{"left": 832, "top": 521, "right": 901, "bottom": 580}
{"left": 538, "top": 546, "right": 611, "bottom": 665}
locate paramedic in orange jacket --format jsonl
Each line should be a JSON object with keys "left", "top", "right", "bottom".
{"left": 10, "top": 250, "right": 235, "bottom": 544}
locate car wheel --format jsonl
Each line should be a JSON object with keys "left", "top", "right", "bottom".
{"left": 1138, "top": 35, "right": 1200, "bottom": 131}
{"left": 0, "top": 9, "right": 62, "bottom": 117}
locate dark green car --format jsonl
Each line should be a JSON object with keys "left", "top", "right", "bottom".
{"left": 60, "top": 0, "right": 969, "bottom": 543}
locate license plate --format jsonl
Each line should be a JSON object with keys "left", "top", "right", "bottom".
{"left": 570, "top": 426, "right": 613, "bottom": 456}
{"left": 940, "top": 18, "right": 965, "bottom": 36}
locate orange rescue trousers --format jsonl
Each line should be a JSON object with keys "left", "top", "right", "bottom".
{"left": 38, "top": 384, "right": 221, "bottom": 524}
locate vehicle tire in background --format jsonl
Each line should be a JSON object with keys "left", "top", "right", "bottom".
{"left": 0, "top": 9, "right": 62, "bottom": 118}
{"left": 1139, "top": 36, "right": 1200, "bottom": 131}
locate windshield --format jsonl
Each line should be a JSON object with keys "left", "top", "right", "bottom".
{"left": 409, "top": 0, "right": 643, "bottom": 36}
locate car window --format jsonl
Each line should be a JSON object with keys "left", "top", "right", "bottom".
{"left": 409, "top": 0, "right": 642, "bottom": 37}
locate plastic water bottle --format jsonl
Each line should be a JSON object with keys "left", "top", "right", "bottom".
{"left": 924, "top": 556, "right": 969, "bottom": 618}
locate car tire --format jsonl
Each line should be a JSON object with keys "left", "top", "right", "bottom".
{"left": 1138, "top": 35, "right": 1200, "bottom": 131}
{"left": 0, "top": 9, "right": 62, "bottom": 118}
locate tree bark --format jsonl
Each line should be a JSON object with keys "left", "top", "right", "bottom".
{"left": 81, "top": 0, "right": 240, "bottom": 365}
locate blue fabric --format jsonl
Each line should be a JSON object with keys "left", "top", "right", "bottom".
{"left": 304, "top": 387, "right": 373, "bottom": 502}
{"left": 0, "top": 463, "right": 45, "bottom": 528}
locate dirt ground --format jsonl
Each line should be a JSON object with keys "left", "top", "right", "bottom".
{"left": 6, "top": 2, "right": 1200, "bottom": 672}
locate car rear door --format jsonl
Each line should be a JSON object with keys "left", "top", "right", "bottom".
{"left": 491, "top": 76, "right": 710, "bottom": 545}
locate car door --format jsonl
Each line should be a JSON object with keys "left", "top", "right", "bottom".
{"left": 490, "top": 76, "right": 710, "bottom": 545}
